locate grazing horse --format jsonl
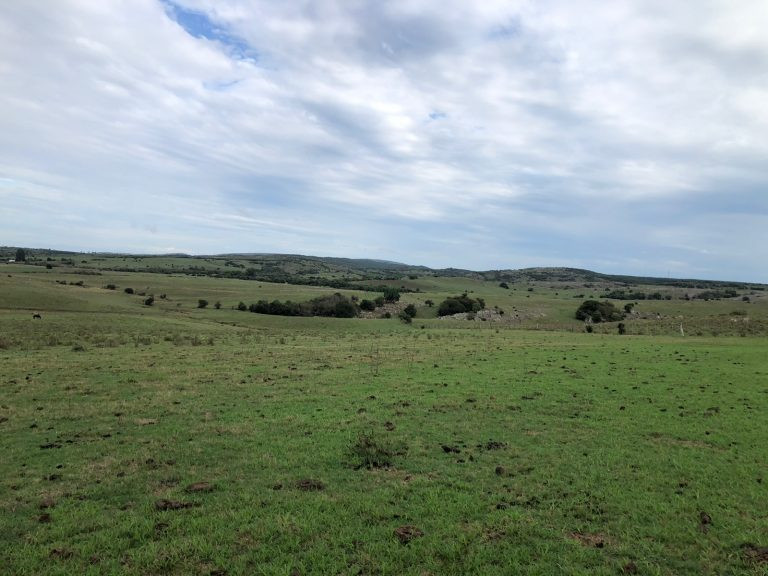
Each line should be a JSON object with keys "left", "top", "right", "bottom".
{"left": 32, "top": 313, "right": 42, "bottom": 319}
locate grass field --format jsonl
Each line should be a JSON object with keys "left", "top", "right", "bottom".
{"left": 1, "top": 261, "right": 767, "bottom": 575}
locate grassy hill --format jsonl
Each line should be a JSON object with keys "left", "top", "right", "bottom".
{"left": 1, "top": 249, "right": 767, "bottom": 574}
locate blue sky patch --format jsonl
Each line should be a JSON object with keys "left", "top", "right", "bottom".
{"left": 161, "top": 0, "right": 258, "bottom": 61}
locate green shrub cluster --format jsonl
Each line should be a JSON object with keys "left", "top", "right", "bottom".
{"left": 437, "top": 293, "right": 485, "bottom": 317}
{"left": 243, "top": 293, "right": 359, "bottom": 318}
{"left": 575, "top": 300, "right": 624, "bottom": 323}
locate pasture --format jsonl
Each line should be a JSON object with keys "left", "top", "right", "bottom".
{"left": 1, "top": 262, "right": 767, "bottom": 575}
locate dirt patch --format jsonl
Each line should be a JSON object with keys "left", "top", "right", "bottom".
{"left": 699, "top": 511, "right": 712, "bottom": 533}
{"left": 154, "top": 499, "right": 196, "bottom": 511}
{"left": 394, "top": 525, "right": 424, "bottom": 544}
{"left": 741, "top": 543, "right": 768, "bottom": 564}
{"left": 38, "top": 513, "right": 52, "bottom": 523}
{"left": 441, "top": 444, "right": 461, "bottom": 454}
{"left": 621, "top": 561, "right": 638, "bottom": 574}
{"left": 185, "top": 481, "right": 215, "bottom": 493}
{"left": 478, "top": 440, "right": 506, "bottom": 451}
{"left": 384, "top": 421, "right": 396, "bottom": 431}
{"left": 136, "top": 418, "right": 157, "bottom": 426}
{"left": 49, "top": 548, "right": 73, "bottom": 559}
{"left": 569, "top": 532, "right": 608, "bottom": 548}
{"left": 296, "top": 479, "right": 325, "bottom": 491}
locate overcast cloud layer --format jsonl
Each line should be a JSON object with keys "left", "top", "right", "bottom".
{"left": 1, "top": 1, "right": 767, "bottom": 281}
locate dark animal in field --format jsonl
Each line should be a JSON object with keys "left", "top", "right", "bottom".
{"left": 32, "top": 313, "right": 42, "bottom": 319}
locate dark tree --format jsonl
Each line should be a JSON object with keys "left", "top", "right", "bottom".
{"left": 15, "top": 248, "right": 26, "bottom": 262}
{"left": 403, "top": 304, "right": 417, "bottom": 318}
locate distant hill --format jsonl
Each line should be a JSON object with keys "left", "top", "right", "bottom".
{"left": 2, "top": 247, "right": 764, "bottom": 291}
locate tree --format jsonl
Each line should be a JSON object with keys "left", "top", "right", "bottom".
{"left": 198, "top": 299, "right": 208, "bottom": 309}
{"left": 424, "top": 299, "right": 434, "bottom": 307}
{"left": 214, "top": 301, "right": 222, "bottom": 309}
{"left": 237, "top": 301, "right": 247, "bottom": 311}
{"left": 403, "top": 304, "right": 417, "bottom": 318}
{"left": 14, "top": 248, "right": 26, "bottom": 262}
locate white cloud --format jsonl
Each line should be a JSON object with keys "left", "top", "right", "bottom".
{"left": 0, "top": 0, "right": 767, "bottom": 280}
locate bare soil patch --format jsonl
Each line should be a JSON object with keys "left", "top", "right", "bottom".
{"left": 394, "top": 525, "right": 424, "bottom": 544}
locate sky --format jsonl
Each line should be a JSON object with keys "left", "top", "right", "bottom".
{"left": 1, "top": 1, "right": 767, "bottom": 281}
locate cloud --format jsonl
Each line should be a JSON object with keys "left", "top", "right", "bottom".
{"left": 0, "top": 0, "right": 767, "bottom": 280}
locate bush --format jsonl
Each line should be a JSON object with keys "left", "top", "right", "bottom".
{"left": 398, "top": 311, "right": 413, "bottom": 324}
{"left": 499, "top": 282, "right": 509, "bottom": 289}
{"left": 198, "top": 299, "right": 208, "bottom": 309}
{"left": 403, "top": 304, "right": 417, "bottom": 318}
{"left": 360, "top": 299, "right": 376, "bottom": 311}
{"left": 144, "top": 296, "right": 154, "bottom": 306}
{"left": 374, "top": 296, "right": 385, "bottom": 307}
{"left": 383, "top": 287, "right": 401, "bottom": 303}
{"left": 437, "top": 293, "right": 485, "bottom": 317}
{"left": 575, "top": 300, "right": 624, "bottom": 323}
{"left": 105, "top": 284, "right": 116, "bottom": 290}
{"left": 124, "top": 287, "right": 134, "bottom": 294}
{"left": 237, "top": 301, "right": 247, "bottom": 311}
{"left": 214, "top": 301, "right": 221, "bottom": 309}
{"left": 424, "top": 299, "right": 434, "bottom": 307}
{"left": 618, "top": 322, "right": 626, "bottom": 335}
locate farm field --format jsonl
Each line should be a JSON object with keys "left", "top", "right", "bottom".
{"left": 1, "top": 261, "right": 767, "bottom": 575}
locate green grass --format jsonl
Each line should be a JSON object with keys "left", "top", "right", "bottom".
{"left": 1, "top": 265, "right": 767, "bottom": 575}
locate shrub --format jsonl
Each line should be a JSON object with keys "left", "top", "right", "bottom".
{"left": 360, "top": 299, "right": 376, "bottom": 311}
{"left": 198, "top": 299, "right": 208, "bottom": 309}
{"left": 585, "top": 325, "right": 594, "bottom": 333}
{"left": 424, "top": 299, "right": 434, "bottom": 307}
{"left": 398, "top": 311, "right": 413, "bottom": 324}
{"left": 144, "top": 296, "right": 154, "bottom": 306}
{"left": 437, "top": 293, "right": 485, "bottom": 317}
{"left": 214, "top": 301, "right": 221, "bottom": 309}
{"left": 403, "top": 304, "right": 417, "bottom": 318}
{"left": 499, "top": 282, "right": 509, "bottom": 289}
{"left": 383, "top": 287, "right": 401, "bottom": 303}
{"left": 374, "top": 296, "right": 385, "bottom": 307}
{"left": 105, "top": 284, "right": 117, "bottom": 290}
{"left": 624, "top": 303, "right": 635, "bottom": 313}
{"left": 237, "top": 301, "right": 247, "bottom": 311}
{"left": 618, "top": 322, "right": 626, "bottom": 335}
{"left": 575, "top": 300, "right": 624, "bottom": 323}
{"left": 124, "top": 287, "right": 134, "bottom": 294}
